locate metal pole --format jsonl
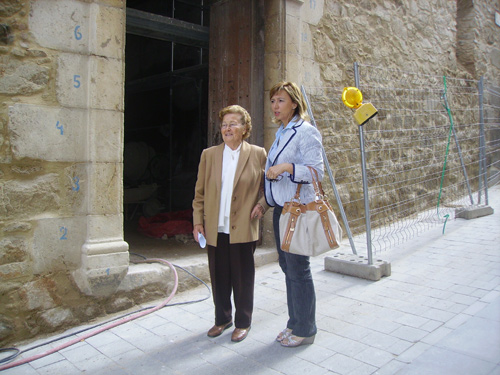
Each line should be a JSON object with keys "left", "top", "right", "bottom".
{"left": 442, "top": 88, "right": 474, "bottom": 205}
{"left": 478, "top": 76, "right": 489, "bottom": 205}
{"left": 354, "top": 62, "right": 373, "bottom": 265}
{"left": 301, "top": 86, "right": 358, "bottom": 255}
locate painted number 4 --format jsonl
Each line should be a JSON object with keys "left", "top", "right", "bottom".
{"left": 56, "top": 121, "right": 63, "bottom": 135}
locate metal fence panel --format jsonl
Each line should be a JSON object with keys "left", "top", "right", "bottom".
{"left": 304, "top": 64, "right": 500, "bottom": 257}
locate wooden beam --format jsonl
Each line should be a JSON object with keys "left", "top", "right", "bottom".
{"left": 126, "top": 8, "right": 209, "bottom": 49}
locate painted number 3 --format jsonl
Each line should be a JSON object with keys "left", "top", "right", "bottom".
{"left": 72, "top": 177, "right": 80, "bottom": 192}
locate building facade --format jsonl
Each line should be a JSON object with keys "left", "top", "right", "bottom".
{"left": 0, "top": 0, "right": 499, "bottom": 344}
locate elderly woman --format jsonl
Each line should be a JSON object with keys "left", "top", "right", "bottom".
{"left": 192, "top": 105, "right": 268, "bottom": 342}
{"left": 265, "top": 82, "right": 324, "bottom": 347}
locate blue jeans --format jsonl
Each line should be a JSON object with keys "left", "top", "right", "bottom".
{"left": 273, "top": 206, "right": 317, "bottom": 338}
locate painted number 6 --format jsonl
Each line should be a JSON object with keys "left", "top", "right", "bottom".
{"left": 74, "top": 25, "right": 82, "bottom": 40}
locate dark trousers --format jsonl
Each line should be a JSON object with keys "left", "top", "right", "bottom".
{"left": 273, "top": 206, "right": 317, "bottom": 338}
{"left": 207, "top": 233, "right": 256, "bottom": 329}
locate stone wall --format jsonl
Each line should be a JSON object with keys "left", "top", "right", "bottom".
{"left": 470, "top": 0, "right": 500, "bottom": 81}
{"left": 261, "top": 0, "right": 499, "bottom": 247}
{"left": 0, "top": 0, "right": 137, "bottom": 346}
{"left": 308, "top": 0, "right": 499, "bottom": 208}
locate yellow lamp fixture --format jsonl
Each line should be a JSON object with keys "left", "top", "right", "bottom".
{"left": 341, "top": 87, "right": 378, "bottom": 125}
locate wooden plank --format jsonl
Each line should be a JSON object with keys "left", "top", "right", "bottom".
{"left": 126, "top": 8, "right": 209, "bottom": 48}
{"left": 208, "top": 0, "right": 264, "bottom": 147}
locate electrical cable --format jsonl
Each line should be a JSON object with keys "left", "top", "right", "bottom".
{"left": 0, "top": 254, "right": 211, "bottom": 371}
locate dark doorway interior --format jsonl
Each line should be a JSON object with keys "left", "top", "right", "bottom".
{"left": 124, "top": 1, "right": 209, "bottom": 238}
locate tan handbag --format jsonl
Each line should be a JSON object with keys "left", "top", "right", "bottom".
{"left": 279, "top": 167, "right": 342, "bottom": 256}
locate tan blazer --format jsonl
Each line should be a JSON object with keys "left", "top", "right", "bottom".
{"left": 192, "top": 141, "right": 268, "bottom": 247}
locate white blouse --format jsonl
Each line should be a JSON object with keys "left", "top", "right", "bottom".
{"left": 218, "top": 143, "right": 241, "bottom": 233}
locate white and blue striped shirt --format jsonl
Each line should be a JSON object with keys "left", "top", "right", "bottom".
{"left": 265, "top": 116, "right": 324, "bottom": 207}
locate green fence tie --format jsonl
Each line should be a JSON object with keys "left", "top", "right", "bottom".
{"left": 437, "top": 75, "right": 455, "bottom": 234}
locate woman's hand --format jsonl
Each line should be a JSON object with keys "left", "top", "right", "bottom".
{"left": 193, "top": 224, "right": 205, "bottom": 243}
{"left": 266, "top": 163, "right": 293, "bottom": 180}
{"left": 250, "top": 203, "right": 265, "bottom": 220}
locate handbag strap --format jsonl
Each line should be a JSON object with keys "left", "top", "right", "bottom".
{"left": 289, "top": 166, "right": 323, "bottom": 202}
{"left": 307, "top": 166, "right": 325, "bottom": 198}
{"left": 293, "top": 183, "right": 302, "bottom": 200}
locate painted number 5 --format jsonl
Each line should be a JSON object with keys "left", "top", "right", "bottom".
{"left": 73, "top": 75, "right": 81, "bottom": 88}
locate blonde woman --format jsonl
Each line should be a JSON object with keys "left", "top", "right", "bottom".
{"left": 265, "top": 82, "right": 324, "bottom": 347}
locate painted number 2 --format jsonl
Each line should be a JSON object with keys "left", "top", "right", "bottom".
{"left": 60, "top": 226, "right": 68, "bottom": 240}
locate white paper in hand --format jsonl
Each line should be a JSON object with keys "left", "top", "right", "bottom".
{"left": 198, "top": 233, "right": 206, "bottom": 248}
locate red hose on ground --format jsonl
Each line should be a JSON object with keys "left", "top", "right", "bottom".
{"left": 0, "top": 258, "right": 178, "bottom": 371}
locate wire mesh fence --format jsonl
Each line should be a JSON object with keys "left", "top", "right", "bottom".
{"left": 483, "top": 82, "right": 500, "bottom": 189}
{"left": 304, "top": 63, "right": 500, "bottom": 257}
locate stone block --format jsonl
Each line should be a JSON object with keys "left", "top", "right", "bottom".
{"left": 2, "top": 222, "right": 32, "bottom": 233}
{"left": 57, "top": 52, "right": 90, "bottom": 108}
{"left": 285, "top": 15, "right": 300, "bottom": 55}
{"left": 264, "top": 0, "right": 282, "bottom": 18}
{"left": 324, "top": 252, "right": 391, "bottom": 281}
{"left": 85, "top": 214, "right": 124, "bottom": 244}
{"left": 300, "top": 0, "right": 324, "bottom": 25}
{"left": 302, "top": 60, "right": 322, "bottom": 88}
{"left": 97, "top": 0, "right": 125, "bottom": 8}
{"left": 39, "top": 307, "right": 75, "bottom": 329}
{"left": 0, "top": 56, "right": 49, "bottom": 95}
{"left": 300, "top": 22, "right": 314, "bottom": 59}
{"left": 286, "top": 53, "right": 302, "bottom": 81}
{"left": 29, "top": 0, "right": 92, "bottom": 54}
{"left": 20, "top": 279, "right": 56, "bottom": 311}
{"left": 0, "top": 262, "right": 30, "bottom": 281}
{"left": 73, "top": 248, "right": 129, "bottom": 297}
{"left": 0, "top": 174, "right": 60, "bottom": 220}
{"left": 81, "top": 240, "right": 129, "bottom": 260}
{"left": 117, "top": 263, "right": 173, "bottom": 294}
{"left": 58, "top": 53, "right": 123, "bottom": 110}
{"left": 8, "top": 103, "right": 87, "bottom": 162}
{"left": 89, "top": 109, "right": 124, "bottom": 163}
{"left": 0, "top": 237, "right": 28, "bottom": 265}
{"left": 264, "top": 54, "right": 282, "bottom": 88}
{"left": 87, "top": 163, "right": 123, "bottom": 215}
{"left": 455, "top": 205, "right": 494, "bottom": 220}
{"left": 60, "top": 163, "right": 88, "bottom": 216}
{"left": 33, "top": 216, "right": 87, "bottom": 274}
{"left": 89, "top": 56, "right": 124, "bottom": 111}
{"left": 91, "top": 3, "right": 124, "bottom": 59}
{"left": 264, "top": 17, "right": 283, "bottom": 54}
{"left": 30, "top": 0, "right": 90, "bottom": 54}
{"left": 0, "top": 1, "right": 23, "bottom": 17}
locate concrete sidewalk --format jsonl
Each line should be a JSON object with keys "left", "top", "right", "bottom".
{"left": 1, "top": 186, "right": 499, "bottom": 375}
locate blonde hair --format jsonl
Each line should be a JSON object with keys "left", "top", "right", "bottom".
{"left": 269, "top": 81, "right": 308, "bottom": 124}
{"left": 218, "top": 105, "right": 252, "bottom": 140}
